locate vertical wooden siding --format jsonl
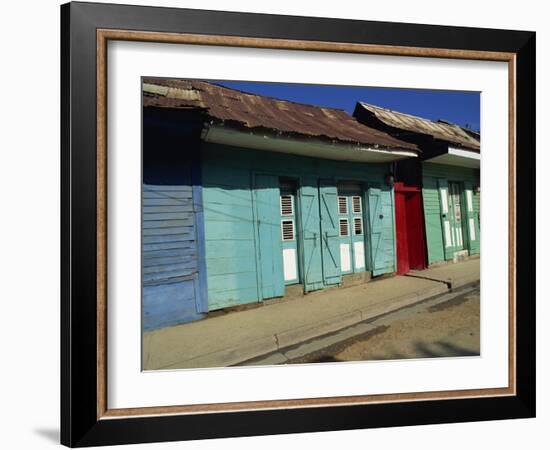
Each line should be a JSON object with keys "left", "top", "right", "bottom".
{"left": 202, "top": 143, "right": 391, "bottom": 311}
{"left": 422, "top": 162, "right": 480, "bottom": 265}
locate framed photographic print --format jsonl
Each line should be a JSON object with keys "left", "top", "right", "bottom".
{"left": 61, "top": 1, "right": 536, "bottom": 447}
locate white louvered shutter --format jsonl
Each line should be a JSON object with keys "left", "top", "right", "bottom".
{"left": 281, "top": 220, "right": 295, "bottom": 241}
{"left": 339, "top": 218, "right": 349, "bottom": 236}
{"left": 338, "top": 196, "right": 348, "bottom": 215}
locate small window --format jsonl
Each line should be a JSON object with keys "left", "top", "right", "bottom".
{"left": 354, "top": 217, "right": 363, "bottom": 235}
{"left": 281, "top": 220, "right": 295, "bottom": 241}
{"left": 339, "top": 218, "right": 349, "bottom": 237}
{"left": 280, "top": 195, "right": 294, "bottom": 216}
{"left": 352, "top": 196, "right": 362, "bottom": 214}
{"left": 338, "top": 196, "right": 348, "bottom": 215}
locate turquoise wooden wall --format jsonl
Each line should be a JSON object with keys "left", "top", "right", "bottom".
{"left": 201, "top": 143, "right": 393, "bottom": 311}
{"left": 422, "top": 162, "right": 480, "bottom": 265}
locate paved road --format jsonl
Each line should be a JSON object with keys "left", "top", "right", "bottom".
{"left": 287, "top": 287, "right": 480, "bottom": 364}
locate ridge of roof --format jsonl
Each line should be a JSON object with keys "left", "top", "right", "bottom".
{"left": 357, "top": 101, "right": 480, "bottom": 152}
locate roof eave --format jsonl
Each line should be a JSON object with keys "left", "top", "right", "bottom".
{"left": 202, "top": 124, "right": 418, "bottom": 163}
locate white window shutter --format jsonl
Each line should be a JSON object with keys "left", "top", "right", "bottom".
{"left": 338, "top": 196, "right": 348, "bottom": 215}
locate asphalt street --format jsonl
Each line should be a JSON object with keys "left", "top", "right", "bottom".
{"left": 286, "top": 286, "right": 480, "bottom": 364}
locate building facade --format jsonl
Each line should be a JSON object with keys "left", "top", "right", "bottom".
{"left": 142, "top": 80, "right": 418, "bottom": 330}
{"left": 354, "top": 102, "right": 481, "bottom": 268}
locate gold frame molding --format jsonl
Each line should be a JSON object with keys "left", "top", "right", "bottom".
{"left": 96, "top": 28, "right": 516, "bottom": 420}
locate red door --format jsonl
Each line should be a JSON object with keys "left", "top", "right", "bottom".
{"left": 394, "top": 182, "right": 427, "bottom": 274}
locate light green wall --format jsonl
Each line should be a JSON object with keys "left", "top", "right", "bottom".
{"left": 201, "top": 143, "right": 391, "bottom": 311}
{"left": 422, "top": 162, "right": 480, "bottom": 265}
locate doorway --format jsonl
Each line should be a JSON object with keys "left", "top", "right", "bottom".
{"left": 279, "top": 178, "right": 301, "bottom": 285}
{"left": 394, "top": 182, "right": 427, "bottom": 274}
{"left": 448, "top": 181, "right": 466, "bottom": 251}
{"left": 337, "top": 182, "right": 366, "bottom": 274}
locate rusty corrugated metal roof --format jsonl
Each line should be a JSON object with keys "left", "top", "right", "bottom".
{"left": 143, "top": 78, "right": 418, "bottom": 152}
{"left": 356, "top": 102, "right": 480, "bottom": 152}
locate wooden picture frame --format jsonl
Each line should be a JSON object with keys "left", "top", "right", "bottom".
{"left": 61, "top": 1, "right": 535, "bottom": 446}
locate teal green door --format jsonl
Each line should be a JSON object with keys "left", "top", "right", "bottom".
{"left": 437, "top": 179, "right": 467, "bottom": 260}
{"left": 254, "top": 174, "right": 284, "bottom": 299}
{"left": 319, "top": 180, "right": 341, "bottom": 286}
{"left": 279, "top": 180, "right": 300, "bottom": 285}
{"left": 449, "top": 181, "right": 466, "bottom": 252}
{"left": 299, "top": 177, "right": 324, "bottom": 292}
{"left": 337, "top": 186, "right": 366, "bottom": 274}
{"left": 368, "top": 187, "right": 396, "bottom": 276}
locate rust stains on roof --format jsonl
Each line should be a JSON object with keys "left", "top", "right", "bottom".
{"left": 355, "top": 102, "right": 480, "bottom": 152}
{"left": 143, "top": 78, "right": 418, "bottom": 152}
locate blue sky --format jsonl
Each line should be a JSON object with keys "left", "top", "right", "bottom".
{"left": 215, "top": 80, "right": 480, "bottom": 132}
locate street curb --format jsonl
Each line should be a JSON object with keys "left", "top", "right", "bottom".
{"left": 174, "top": 283, "right": 457, "bottom": 369}
{"left": 156, "top": 277, "right": 479, "bottom": 369}
{"left": 251, "top": 283, "right": 480, "bottom": 365}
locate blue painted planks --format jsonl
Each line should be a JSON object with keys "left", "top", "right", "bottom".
{"left": 142, "top": 183, "right": 205, "bottom": 329}
{"left": 143, "top": 280, "right": 202, "bottom": 331}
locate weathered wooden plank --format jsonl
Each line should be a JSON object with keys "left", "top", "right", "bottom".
{"left": 143, "top": 241, "right": 195, "bottom": 252}
{"left": 143, "top": 184, "right": 193, "bottom": 192}
{"left": 142, "top": 212, "right": 191, "bottom": 221}
{"left": 143, "top": 280, "right": 204, "bottom": 331}
{"left": 142, "top": 234, "right": 195, "bottom": 245}
{"left": 204, "top": 205, "right": 254, "bottom": 223}
{"left": 142, "top": 247, "right": 194, "bottom": 259}
{"left": 142, "top": 218, "right": 194, "bottom": 229}
{"left": 142, "top": 198, "right": 194, "bottom": 206}
{"left": 143, "top": 268, "right": 197, "bottom": 284}
{"left": 204, "top": 240, "right": 255, "bottom": 258}
{"left": 143, "top": 191, "right": 193, "bottom": 200}
{"left": 143, "top": 260, "right": 197, "bottom": 275}
{"left": 143, "top": 226, "right": 194, "bottom": 236}
{"left": 207, "top": 287, "right": 259, "bottom": 311}
{"left": 206, "top": 256, "right": 257, "bottom": 276}
{"left": 143, "top": 253, "right": 198, "bottom": 268}
{"left": 143, "top": 205, "right": 194, "bottom": 213}
{"left": 202, "top": 187, "right": 253, "bottom": 208}
{"left": 207, "top": 271, "right": 258, "bottom": 293}
{"left": 204, "top": 221, "right": 255, "bottom": 240}
{"left": 143, "top": 273, "right": 198, "bottom": 287}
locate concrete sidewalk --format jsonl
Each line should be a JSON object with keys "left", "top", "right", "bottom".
{"left": 406, "top": 256, "right": 480, "bottom": 289}
{"left": 143, "top": 259, "right": 480, "bottom": 370}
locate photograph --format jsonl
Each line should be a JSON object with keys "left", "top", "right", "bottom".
{"left": 55, "top": 1, "right": 536, "bottom": 447}
{"left": 141, "top": 78, "right": 481, "bottom": 371}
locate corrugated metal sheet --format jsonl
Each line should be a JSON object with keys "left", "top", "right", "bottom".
{"left": 142, "top": 78, "right": 418, "bottom": 152}
{"left": 356, "top": 102, "right": 480, "bottom": 152}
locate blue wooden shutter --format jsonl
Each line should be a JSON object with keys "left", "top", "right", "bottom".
{"left": 299, "top": 177, "right": 324, "bottom": 292}
{"left": 368, "top": 187, "right": 396, "bottom": 276}
{"left": 319, "top": 179, "right": 341, "bottom": 285}
{"left": 254, "top": 174, "right": 284, "bottom": 299}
